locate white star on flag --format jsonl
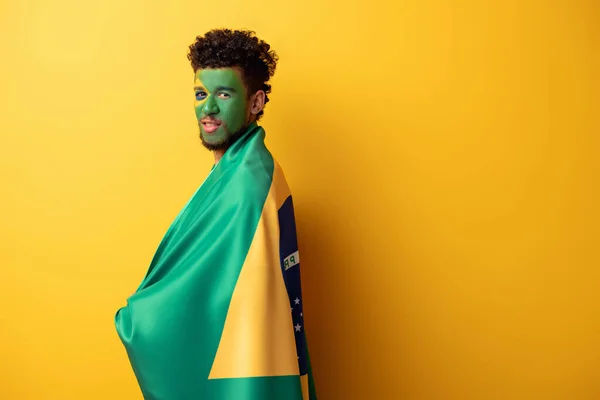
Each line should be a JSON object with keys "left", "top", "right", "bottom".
{"left": 295, "top": 323, "right": 302, "bottom": 332}
{"left": 294, "top": 298, "right": 300, "bottom": 305}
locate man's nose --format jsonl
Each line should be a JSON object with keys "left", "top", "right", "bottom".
{"left": 202, "top": 96, "right": 219, "bottom": 115}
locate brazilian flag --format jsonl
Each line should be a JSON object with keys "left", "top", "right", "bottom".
{"left": 115, "top": 122, "right": 317, "bottom": 399}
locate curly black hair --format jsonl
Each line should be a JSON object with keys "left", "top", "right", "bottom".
{"left": 187, "top": 29, "right": 278, "bottom": 120}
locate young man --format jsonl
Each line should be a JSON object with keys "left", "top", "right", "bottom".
{"left": 115, "top": 29, "right": 317, "bottom": 400}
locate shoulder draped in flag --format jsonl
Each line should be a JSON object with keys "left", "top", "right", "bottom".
{"left": 115, "top": 123, "right": 317, "bottom": 400}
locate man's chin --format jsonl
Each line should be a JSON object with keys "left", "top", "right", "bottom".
{"left": 199, "top": 132, "right": 227, "bottom": 151}
{"left": 198, "top": 125, "right": 246, "bottom": 152}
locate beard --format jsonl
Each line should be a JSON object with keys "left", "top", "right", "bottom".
{"left": 198, "top": 123, "right": 248, "bottom": 152}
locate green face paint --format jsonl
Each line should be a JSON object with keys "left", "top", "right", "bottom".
{"left": 194, "top": 68, "right": 249, "bottom": 150}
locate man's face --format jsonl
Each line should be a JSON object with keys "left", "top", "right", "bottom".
{"left": 194, "top": 68, "right": 250, "bottom": 150}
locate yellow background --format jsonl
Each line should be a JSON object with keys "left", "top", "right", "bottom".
{"left": 1, "top": 0, "right": 598, "bottom": 398}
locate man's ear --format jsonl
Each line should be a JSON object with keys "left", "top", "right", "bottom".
{"left": 249, "top": 90, "right": 266, "bottom": 116}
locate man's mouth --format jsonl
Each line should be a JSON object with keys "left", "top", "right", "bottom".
{"left": 200, "top": 119, "right": 222, "bottom": 134}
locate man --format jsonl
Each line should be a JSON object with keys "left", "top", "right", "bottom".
{"left": 115, "top": 29, "right": 317, "bottom": 400}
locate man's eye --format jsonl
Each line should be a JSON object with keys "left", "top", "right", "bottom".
{"left": 195, "top": 91, "right": 207, "bottom": 100}
{"left": 218, "top": 92, "right": 231, "bottom": 99}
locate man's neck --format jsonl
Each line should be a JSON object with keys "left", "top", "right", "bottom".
{"left": 213, "top": 148, "right": 226, "bottom": 164}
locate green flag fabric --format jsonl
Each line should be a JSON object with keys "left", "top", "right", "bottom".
{"left": 115, "top": 123, "right": 317, "bottom": 399}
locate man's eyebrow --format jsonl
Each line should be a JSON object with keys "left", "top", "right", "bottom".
{"left": 193, "top": 86, "right": 236, "bottom": 92}
{"left": 215, "top": 86, "right": 236, "bottom": 92}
